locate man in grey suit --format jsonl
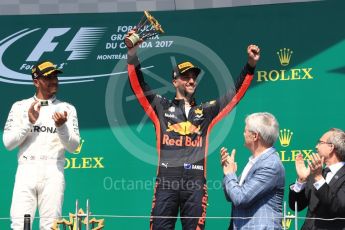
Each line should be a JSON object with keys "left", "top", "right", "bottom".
{"left": 221, "top": 112, "right": 285, "bottom": 229}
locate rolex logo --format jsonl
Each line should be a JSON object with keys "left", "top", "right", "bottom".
{"left": 74, "top": 139, "right": 85, "bottom": 154}
{"left": 279, "top": 129, "right": 293, "bottom": 147}
{"left": 277, "top": 48, "right": 293, "bottom": 66}
{"left": 257, "top": 47, "right": 314, "bottom": 82}
{"left": 282, "top": 212, "right": 294, "bottom": 229}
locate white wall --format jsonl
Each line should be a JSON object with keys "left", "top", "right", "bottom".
{"left": 0, "top": 0, "right": 320, "bottom": 15}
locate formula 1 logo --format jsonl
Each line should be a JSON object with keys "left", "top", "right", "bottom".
{"left": 0, "top": 27, "right": 120, "bottom": 84}
{"left": 27, "top": 27, "right": 105, "bottom": 61}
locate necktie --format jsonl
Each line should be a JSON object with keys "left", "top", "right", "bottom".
{"left": 322, "top": 167, "right": 331, "bottom": 179}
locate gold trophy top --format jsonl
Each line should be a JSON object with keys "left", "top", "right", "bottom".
{"left": 125, "top": 10, "right": 165, "bottom": 48}
{"left": 144, "top": 11, "right": 164, "bottom": 34}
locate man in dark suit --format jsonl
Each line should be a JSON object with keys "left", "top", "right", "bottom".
{"left": 289, "top": 128, "right": 345, "bottom": 230}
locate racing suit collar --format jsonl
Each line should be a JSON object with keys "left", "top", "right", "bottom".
{"left": 173, "top": 98, "right": 196, "bottom": 106}
{"left": 33, "top": 94, "right": 57, "bottom": 105}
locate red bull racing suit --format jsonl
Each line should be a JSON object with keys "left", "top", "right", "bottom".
{"left": 127, "top": 54, "right": 255, "bottom": 230}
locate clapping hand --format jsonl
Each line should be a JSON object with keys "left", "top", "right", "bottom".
{"left": 53, "top": 111, "right": 68, "bottom": 127}
{"left": 28, "top": 101, "right": 41, "bottom": 124}
{"left": 307, "top": 153, "right": 324, "bottom": 182}
{"left": 221, "top": 147, "right": 237, "bottom": 175}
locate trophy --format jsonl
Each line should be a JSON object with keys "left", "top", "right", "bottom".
{"left": 125, "top": 11, "right": 164, "bottom": 48}
{"left": 51, "top": 200, "right": 104, "bottom": 230}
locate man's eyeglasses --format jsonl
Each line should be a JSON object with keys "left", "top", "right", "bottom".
{"left": 317, "top": 140, "right": 332, "bottom": 145}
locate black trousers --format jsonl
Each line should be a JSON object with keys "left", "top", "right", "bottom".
{"left": 150, "top": 176, "right": 208, "bottom": 230}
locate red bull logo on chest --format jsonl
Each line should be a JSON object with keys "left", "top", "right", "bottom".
{"left": 162, "top": 135, "right": 203, "bottom": 147}
{"left": 166, "top": 121, "right": 201, "bottom": 135}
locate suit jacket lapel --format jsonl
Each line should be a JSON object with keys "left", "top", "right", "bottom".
{"left": 308, "top": 164, "right": 345, "bottom": 212}
{"left": 242, "top": 148, "right": 276, "bottom": 184}
{"left": 328, "top": 164, "right": 345, "bottom": 187}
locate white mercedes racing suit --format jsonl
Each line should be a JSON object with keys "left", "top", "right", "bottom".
{"left": 3, "top": 95, "right": 80, "bottom": 230}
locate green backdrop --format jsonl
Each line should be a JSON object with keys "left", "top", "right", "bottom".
{"left": 0, "top": 0, "right": 344, "bottom": 229}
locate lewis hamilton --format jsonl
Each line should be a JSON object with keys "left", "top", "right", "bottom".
{"left": 3, "top": 61, "right": 80, "bottom": 230}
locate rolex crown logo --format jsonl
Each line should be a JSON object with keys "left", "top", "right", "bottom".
{"left": 277, "top": 48, "right": 293, "bottom": 66}
{"left": 282, "top": 212, "right": 294, "bottom": 229}
{"left": 279, "top": 129, "right": 293, "bottom": 147}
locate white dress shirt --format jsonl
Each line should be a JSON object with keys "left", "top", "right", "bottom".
{"left": 239, "top": 147, "right": 274, "bottom": 186}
